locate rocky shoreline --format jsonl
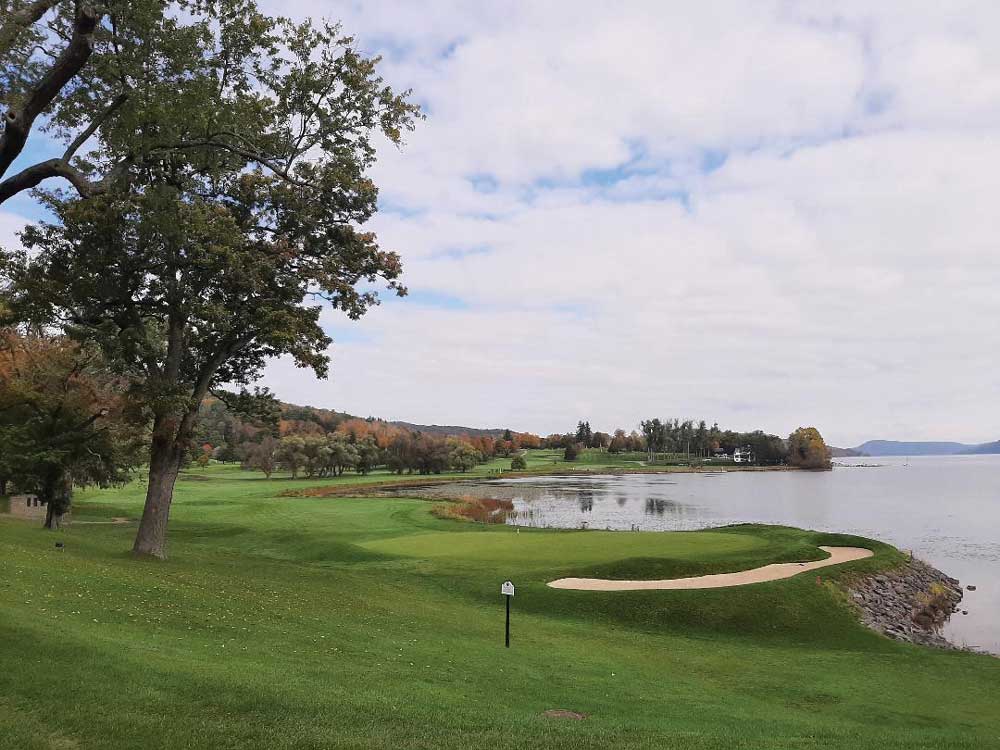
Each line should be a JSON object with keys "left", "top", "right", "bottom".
{"left": 846, "top": 558, "right": 966, "bottom": 649}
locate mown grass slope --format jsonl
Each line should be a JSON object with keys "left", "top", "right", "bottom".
{"left": 1, "top": 464, "right": 997, "bottom": 749}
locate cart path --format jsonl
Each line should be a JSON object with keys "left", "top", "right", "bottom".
{"left": 547, "top": 546, "right": 873, "bottom": 591}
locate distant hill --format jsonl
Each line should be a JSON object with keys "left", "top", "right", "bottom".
{"left": 200, "top": 398, "right": 517, "bottom": 443}
{"left": 278, "top": 402, "right": 512, "bottom": 438}
{"left": 388, "top": 421, "right": 509, "bottom": 439}
{"left": 829, "top": 446, "right": 866, "bottom": 457}
{"left": 852, "top": 439, "right": 991, "bottom": 456}
{"left": 961, "top": 440, "right": 1000, "bottom": 455}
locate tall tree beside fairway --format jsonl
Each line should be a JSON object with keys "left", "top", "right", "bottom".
{"left": 4, "top": 184, "right": 411, "bottom": 554}
{"left": 0, "top": 6, "right": 419, "bottom": 558}
{"left": 787, "top": 427, "right": 832, "bottom": 470}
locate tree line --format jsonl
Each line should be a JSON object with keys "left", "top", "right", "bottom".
{"left": 551, "top": 419, "right": 830, "bottom": 468}
{"left": 193, "top": 398, "right": 542, "bottom": 476}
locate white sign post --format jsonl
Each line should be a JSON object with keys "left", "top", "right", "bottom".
{"left": 501, "top": 580, "right": 515, "bottom": 647}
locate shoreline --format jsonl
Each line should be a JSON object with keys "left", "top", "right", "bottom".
{"left": 845, "top": 558, "right": 970, "bottom": 651}
{"left": 281, "top": 465, "right": 804, "bottom": 498}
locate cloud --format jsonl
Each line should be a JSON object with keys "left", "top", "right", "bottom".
{"left": 0, "top": 212, "right": 28, "bottom": 253}
{"left": 268, "top": 2, "right": 998, "bottom": 446}
{"left": 6, "top": 1, "right": 1000, "bottom": 445}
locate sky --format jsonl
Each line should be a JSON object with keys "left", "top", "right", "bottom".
{"left": 4, "top": 1, "right": 1000, "bottom": 447}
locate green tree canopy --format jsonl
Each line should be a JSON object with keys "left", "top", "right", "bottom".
{"left": 1, "top": 1, "right": 418, "bottom": 205}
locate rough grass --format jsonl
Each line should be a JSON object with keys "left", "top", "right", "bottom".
{"left": 0, "top": 465, "right": 997, "bottom": 749}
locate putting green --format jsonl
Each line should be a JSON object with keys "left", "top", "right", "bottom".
{"left": 361, "top": 528, "right": 767, "bottom": 566}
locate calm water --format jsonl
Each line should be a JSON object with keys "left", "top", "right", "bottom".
{"left": 420, "top": 456, "right": 1000, "bottom": 653}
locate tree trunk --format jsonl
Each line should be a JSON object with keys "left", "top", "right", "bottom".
{"left": 132, "top": 417, "right": 184, "bottom": 559}
{"left": 43, "top": 501, "right": 64, "bottom": 530}
{"left": 41, "top": 470, "right": 71, "bottom": 530}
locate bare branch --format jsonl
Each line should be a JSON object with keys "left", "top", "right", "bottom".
{"left": 0, "top": 157, "right": 88, "bottom": 201}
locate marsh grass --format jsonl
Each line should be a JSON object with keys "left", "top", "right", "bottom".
{"left": 432, "top": 495, "right": 515, "bottom": 524}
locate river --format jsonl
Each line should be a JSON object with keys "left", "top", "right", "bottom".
{"left": 411, "top": 455, "right": 1000, "bottom": 654}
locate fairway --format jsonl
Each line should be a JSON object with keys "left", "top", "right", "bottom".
{"left": 1, "top": 466, "right": 998, "bottom": 750}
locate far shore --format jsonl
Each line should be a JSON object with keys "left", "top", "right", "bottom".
{"left": 280, "top": 463, "right": 808, "bottom": 498}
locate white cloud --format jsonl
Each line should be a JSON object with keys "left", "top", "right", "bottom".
{"left": 0, "top": 212, "right": 27, "bottom": 253}
{"left": 251, "top": 1, "right": 1000, "bottom": 445}
{"left": 7, "top": 1, "right": 1000, "bottom": 445}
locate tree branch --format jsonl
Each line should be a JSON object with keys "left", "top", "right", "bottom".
{"left": 62, "top": 91, "right": 128, "bottom": 160}
{"left": 167, "top": 137, "right": 312, "bottom": 189}
{"left": 0, "top": 2, "right": 100, "bottom": 199}
{"left": 0, "top": 157, "right": 87, "bottom": 201}
{"left": 0, "top": 152, "right": 130, "bottom": 203}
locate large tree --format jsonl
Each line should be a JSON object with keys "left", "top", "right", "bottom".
{"left": 4, "top": 172, "right": 410, "bottom": 555}
{"left": 1, "top": 3, "right": 418, "bottom": 557}
{"left": 2, "top": 2, "right": 417, "bottom": 205}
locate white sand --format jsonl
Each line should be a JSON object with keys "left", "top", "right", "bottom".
{"left": 547, "top": 546, "right": 873, "bottom": 591}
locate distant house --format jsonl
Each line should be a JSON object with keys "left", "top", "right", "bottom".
{"left": 7, "top": 495, "right": 49, "bottom": 520}
{"left": 732, "top": 447, "right": 755, "bottom": 464}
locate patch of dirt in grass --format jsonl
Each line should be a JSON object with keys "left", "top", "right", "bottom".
{"left": 542, "top": 709, "right": 588, "bottom": 720}
{"left": 72, "top": 517, "right": 132, "bottom": 525}
{"left": 48, "top": 735, "right": 80, "bottom": 750}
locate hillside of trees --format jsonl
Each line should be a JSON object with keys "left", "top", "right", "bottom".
{"left": 192, "top": 398, "right": 538, "bottom": 477}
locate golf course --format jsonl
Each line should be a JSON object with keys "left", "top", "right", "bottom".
{"left": 2, "top": 463, "right": 998, "bottom": 750}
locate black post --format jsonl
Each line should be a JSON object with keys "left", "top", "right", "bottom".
{"left": 505, "top": 594, "right": 510, "bottom": 648}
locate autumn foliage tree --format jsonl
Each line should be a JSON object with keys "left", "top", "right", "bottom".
{"left": 0, "top": 330, "right": 140, "bottom": 527}
{"left": 787, "top": 427, "right": 832, "bottom": 470}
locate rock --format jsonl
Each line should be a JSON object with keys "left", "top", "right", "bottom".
{"left": 845, "top": 558, "right": 964, "bottom": 651}
{"left": 966, "top": 585, "right": 977, "bottom": 591}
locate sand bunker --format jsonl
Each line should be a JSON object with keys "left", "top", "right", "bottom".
{"left": 547, "top": 546, "right": 873, "bottom": 591}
